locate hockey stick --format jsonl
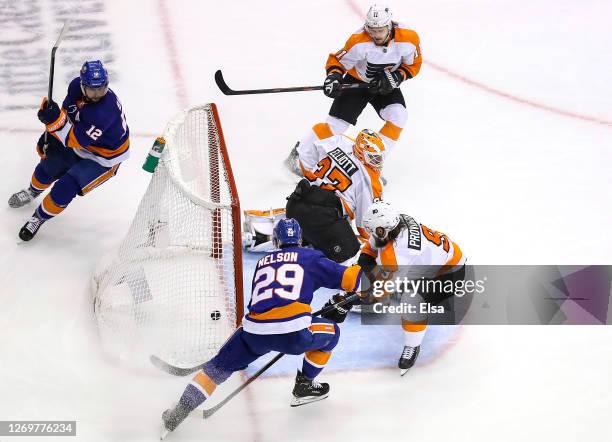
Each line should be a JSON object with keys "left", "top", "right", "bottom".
{"left": 150, "top": 355, "right": 202, "bottom": 377}
{"left": 214, "top": 70, "right": 370, "bottom": 95}
{"left": 200, "top": 293, "right": 360, "bottom": 420}
{"left": 43, "top": 22, "right": 70, "bottom": 152}
{"left": 150, "top": 293, "right": 359, "bottom": 377}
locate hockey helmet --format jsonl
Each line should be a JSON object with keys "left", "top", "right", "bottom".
{"left": 365, "top": 4, "right": 393, "bottom": 44}
{"left": 273, "top": 218, "right": 302, "bottom": 247}
{"left": 353, "top": 129, "right": 385, "bottom": 172}
{"left": 80, "top": 60, "right": 109, "bottom": 101}
{"left": 363, "top": 201, "right": 401, "bottom": 243}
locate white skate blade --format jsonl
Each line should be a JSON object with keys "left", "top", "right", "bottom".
{"left": 290, "top": 393, "right": 329, "bottom": 407}
{"left": 400, "top": 368, "right": 410, "bottom": 377}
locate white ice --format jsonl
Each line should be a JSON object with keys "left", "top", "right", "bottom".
{"left": 1, "top": 0, "right": 611, "bottom": 441}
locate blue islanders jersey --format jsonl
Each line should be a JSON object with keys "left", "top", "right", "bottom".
{"left": 242, "top": 246, "right": 362, "bottom": 335}
{"left": 51, "top": 77, "right": 130, "bottom": 167}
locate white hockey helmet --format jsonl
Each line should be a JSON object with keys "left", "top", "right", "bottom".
{"left": 363, "top": 200, "right": 401, "bottom": 243}
{"left": 365, "top": 4, "right": 393, "bottom": 44}
{"left": 353, "top": 129, "right": 386, "bottom": 172}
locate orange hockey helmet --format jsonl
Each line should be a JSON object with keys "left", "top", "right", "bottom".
{"left": 353, "top": 129, "right": 386, "bottom": 172}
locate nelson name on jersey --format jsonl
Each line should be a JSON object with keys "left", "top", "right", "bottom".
{"left": 257, "top": 251, "right": 299, "bottom": 268}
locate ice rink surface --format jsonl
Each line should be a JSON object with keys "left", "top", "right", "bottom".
{"left": 1, "top": 0, "right": 611, "bottom": 441}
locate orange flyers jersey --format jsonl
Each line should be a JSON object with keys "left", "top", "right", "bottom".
{"left": 326, "top": 23, "right": 422, "bottom": 83}
{"left": 297, "top": 131, "right": 383, "bottom": 231}
{"left": 362, "top": 215, "right": 466, "bottom": 277}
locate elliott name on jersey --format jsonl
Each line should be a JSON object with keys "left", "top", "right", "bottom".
{"left": 298, "top": 131, "right": 383, "bottom": 237}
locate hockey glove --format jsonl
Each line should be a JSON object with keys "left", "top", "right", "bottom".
{"left": 323, "top": 71, "right": 343, "bottom": 98}
{"left": 286, "top": 178, "right": 311, "bottom": 203}
{"left": 37, "top": 98, "right": 67, "bottom": 132}
{"left": 369, "top": 70, "right": 404, "bottom": 95}
{"left": 320, "top": 292, "right": 358, "bottom": 323}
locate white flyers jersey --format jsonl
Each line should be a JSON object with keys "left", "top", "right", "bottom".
{"left": 326, "top": 23, "right": 422, "bottom": 83}
{"left": 297, "top": 128, "right": 383, "bottom": 233}
{"left": 361, "top": 215, "right": 466, "bottom": 277}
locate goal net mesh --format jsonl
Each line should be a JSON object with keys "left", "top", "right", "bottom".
{"left": 92, "top": 104, "right": 242, "bottom": 369}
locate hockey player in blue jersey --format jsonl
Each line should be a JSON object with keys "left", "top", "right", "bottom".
{"left": 161, "top": 218, "right": 362, "bottom": 435}
{"left": 8, "top": 60, "right": 129, "bottom": 241}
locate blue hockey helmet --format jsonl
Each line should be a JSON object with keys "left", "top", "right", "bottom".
{"left": 80, "top": 60, "right": 109, "bottom": 102}
{"left": 80, "top": 60, "right": 108, "bottom": 88}
{"left": 273, "top": 218, "right": 302, "bottom": 247}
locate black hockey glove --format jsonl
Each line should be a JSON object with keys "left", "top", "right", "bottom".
{"left": 37, "top": 98, "right": 61, "bottom": 125}
{"left": 37, "top": 98, "right": 67, "bottom": 132}
{"left": 323, "top": 71, "right": 343, "bottom": 98}
{"left": 286, "top": 178, "right": 311, "bottom": 203}
{"left": 320, "top": 292, "right": 358, "bottom": 323}
{"left": 369, "top": 70, "right": 404, "bottom": 95}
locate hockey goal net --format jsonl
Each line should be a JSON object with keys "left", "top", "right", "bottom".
{"left": 92, "top": 103, "right": 243, "bottom": 369}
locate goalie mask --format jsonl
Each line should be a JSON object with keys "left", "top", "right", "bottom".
{"left": 363, "top": 201, "right": 401, "bottom": 246}
{"left": 353, "top": 129, "right": 386, "bottom": 172}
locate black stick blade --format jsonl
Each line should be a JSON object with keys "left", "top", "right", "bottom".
{"left": 214, "top": 70, "right": 236, "bottom": 95}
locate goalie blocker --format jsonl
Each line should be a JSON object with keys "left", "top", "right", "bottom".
{"left": 286, "top": 179, "right": 360, "bottom": 263}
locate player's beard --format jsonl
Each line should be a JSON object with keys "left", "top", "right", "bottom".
{"left": 373, "top": 236, "right": 389, "bottom": 248}
{"left": 368, "top": 27, "right": 391, "bottom": 46}
{"left": 81, "top": 84, "right": 108, "bottom": 103}
{"left": 373, "top": 34, "right": 389, "bottom": 45}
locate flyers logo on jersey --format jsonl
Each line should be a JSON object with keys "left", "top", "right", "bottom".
{"left": 365, "top": 62, "right": 396, "bottom": 79}
{"left": 328, "top": 147, "right": 358, "bottom": 176}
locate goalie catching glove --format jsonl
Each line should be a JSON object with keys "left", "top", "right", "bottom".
{"left": 320, "top": 292, "right": 359, "bottom": 323}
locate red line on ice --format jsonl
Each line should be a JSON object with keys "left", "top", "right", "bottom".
{"left": 240, "top": 371, "right": 264, "bottom": 441}
{"left": 157, "top": 0, "right": 189, "bottom": 110}
{"left": 345, "top": 0, "right": 612, "bottom": 127}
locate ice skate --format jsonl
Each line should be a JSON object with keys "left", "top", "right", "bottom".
{"left": 284, "top": 142, "right": 303, "bottom": 177}
{"left": 290, "top": 370, "right": 330, "bottom": 407}
{"left": 9, "top": 188, "right": 40, "bottom": 208}
{"left": 398, "top": 345, "right": 420, "bottom": 376}
{"left": 161, "top": 403, "right": 191, "bottom": 438}
{"left": 19, "top": 212, "right": 46, "bottom": 241}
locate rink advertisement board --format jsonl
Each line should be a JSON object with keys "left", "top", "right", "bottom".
{"left": 358, "top": 265, "right": 612, "bottom": 325}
